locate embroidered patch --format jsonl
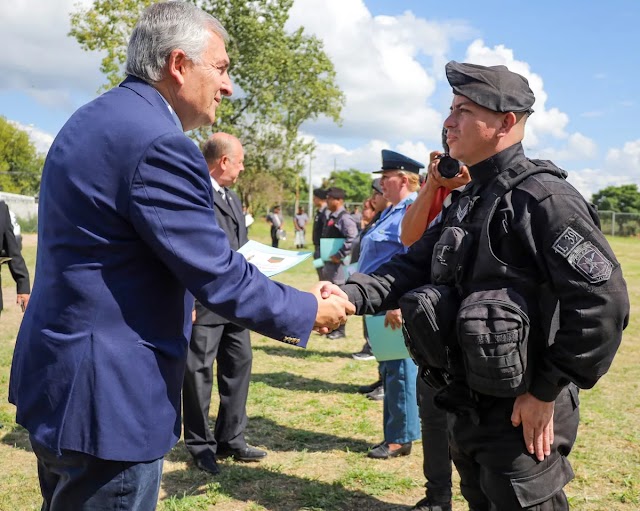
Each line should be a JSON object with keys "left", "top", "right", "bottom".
{"left": 567, "top": 241, "right": 613, "bottom": 283}
{"left": 456, "top": 197, "right": 470, "bottom": 222}
{"left": 552, "top": 227, "right": 584, "bottom": 257}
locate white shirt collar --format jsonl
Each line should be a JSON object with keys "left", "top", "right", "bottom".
{"left": 155, "top": 90, "right": 183, "bottom": 131}
{"left": 210, "top": 177, "right": 222, "bottom": 194}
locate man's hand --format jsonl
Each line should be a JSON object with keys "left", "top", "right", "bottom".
{"left": 16, "top": 294, "right": 29, "bottom": 313}
{"left": 330, "top": 254, "right": 341, "bottom": 264}
{"left": 310, "top": 282, "right": 355, "bottom": 334}
{"left": 511, "top": 392, "right": 555, "bottom": 461}
{"left": 384, "top": 309, "right": 402, "bottom": 330}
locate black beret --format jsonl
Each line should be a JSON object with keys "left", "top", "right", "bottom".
{"left": 313, "top": 188, "right": 327, "bottom": 199}
{"left": 446, "top": 61, "right": 535, "bottom": 114}
{"left": 371, "top": 178, "right": 383, "bottom": 194}
{"left": 374, "top": 149, "right": 425, "bottom": 174}
{"left": 326, "top": 187, "right": 346, "bottom": 200}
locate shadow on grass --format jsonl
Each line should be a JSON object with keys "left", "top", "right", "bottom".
{"left": 251, "top": 371, "right": 365, "bottom": 394}
{"left": 253, "top": 344, "right": 355, "bottom": 359}
{"left": 0, "top": 424, "right": 32, "bottom": 453}
{"left": 160, "top": 462, "right": 411, "bottom": 511}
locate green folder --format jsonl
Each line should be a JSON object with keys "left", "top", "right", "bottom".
{"left": 364, "top": 314, "right": 410, "bottom": 361}
{"left": 320, "top": 238, "right": 345, "bottom": 261}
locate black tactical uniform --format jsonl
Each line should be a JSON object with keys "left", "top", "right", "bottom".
{"left": 342, "top": 62, "right": 630, "bottom": 511}
{"left": 312, "top": 189, "right": 329, "bottom": 279}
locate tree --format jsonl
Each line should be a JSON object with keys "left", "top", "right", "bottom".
{"left": 0, "top": 117, "right": 44, "bottom": 195}
{"left": 591, "top": 184, "right": 640, "bottom": 213}
{"left": 323, "top": 169, "right": 373, "bottom": 202}
{"left": 69, "top": 0, "right": 344, "bottom": 209}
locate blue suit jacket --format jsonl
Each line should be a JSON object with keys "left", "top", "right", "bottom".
{"left": 9, "top": 77, "right": 317, "bottom": 462}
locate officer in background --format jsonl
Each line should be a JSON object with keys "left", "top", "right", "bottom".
{"left": 322, "top": 187, "right": 359, "bottom": 339}
{"left": 0, "top": 200, "right": 30, "bottom": 318}
{"left": 340, "top": 61, "right": 629, "bottom": 510}
{"left": 312, "top": 188, "right": 329, "bottom": 279}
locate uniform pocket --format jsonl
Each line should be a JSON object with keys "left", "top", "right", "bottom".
{"left": 400, "top": 284, "right": 461, "bottom": 388}
{"left": 457, "top": 288, "right": 530, "bottom": 397}
{"left": 511, "top": 455, "right": 574, "bottom": 507}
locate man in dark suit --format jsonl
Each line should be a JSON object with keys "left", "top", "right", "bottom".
{"left": 8, "top": 3, "right": 353, "bottom": 510}
{"left": 0, "top": 200, "right": 30, "bottom": 317}
{"left": 183, "top": 133, "right": 265, "bottom": 475}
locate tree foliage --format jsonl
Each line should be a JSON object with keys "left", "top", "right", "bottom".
{"left": 69, "top": 0, "right": 344, "bottom": 210}
{"left": 0, "top": 117, "right": 44, "bottom": 195}
{"left": 323, "top": 169, "right": 373, "bottom": 202}
{"left": 591, "top": 184, "right": 640, "bottom": 213}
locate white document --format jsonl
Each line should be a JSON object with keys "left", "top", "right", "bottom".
{"left": 237, "top": 240, "right": 312, "bottom": 277}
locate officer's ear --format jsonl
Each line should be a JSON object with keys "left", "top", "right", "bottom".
{"left": 497, "top": 112, "right": 518, "bottom": 136}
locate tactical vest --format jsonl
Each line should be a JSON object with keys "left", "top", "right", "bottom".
{"left": 401, "top": 158, "right": 566, "bottom": 400}
{"left": 321, "top": 210, "right": 347, "bottom": 239}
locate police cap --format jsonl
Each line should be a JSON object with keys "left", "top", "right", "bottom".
{"left": 371, "top": 178, "right": 383, "bottom": 194}
{"left": 326, "top": 187, "right": 346, "bottom": 200}
{"left": 374, "top": 149, "right": 425, "bottom": 174}
{"left": 445, "top": 61, "right": 535, "bottom": 114}
{"left": 313, "top": 188, "right": 327, "bottom": 199}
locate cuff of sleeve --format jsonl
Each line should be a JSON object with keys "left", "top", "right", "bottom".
{"left": 529, "top": 374, "right": 565, "bottom": 402}
{"left": 343, "top": 285, "right": 362, "bottom": 314}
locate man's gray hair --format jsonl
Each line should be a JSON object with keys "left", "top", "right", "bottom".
{"left": 125, "top": 1, "right": 228, "bottom": 84}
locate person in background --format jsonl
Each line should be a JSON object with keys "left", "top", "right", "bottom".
{"left": 358, "top": 150, "right": 423, "bottom": 459}
{"left": 266, "top": 205, "right": 283, "bottom": 248}
{"left": 0, "top": 200, "right": 30, "bottom": 319}
{"left": 293, "top": 205, "right": 309, "bottom": 249}
{"left": 182, "top": 133, "right": 267, "bottom": 476}
{"left": 8, "top": 3, "right": 353, "bottom": 509}
{"left": 350, "top": 205, "right": 363, "bottom": 232}
{"left": 312, "top": 188, "right": 329, "bottom": 279}
{"left": 243, "top": 205, "right": 254, "bottom": 231}
{"left": 321, "top": 187, "right": 359, "bottom": 340}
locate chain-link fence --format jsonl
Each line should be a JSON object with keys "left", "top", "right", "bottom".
{"left": 597, "top": 211, "right": 640, "bottom": 237}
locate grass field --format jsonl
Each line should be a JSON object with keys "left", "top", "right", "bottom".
{"left": 0, "top": 222, "right": 638, "bottom": 511}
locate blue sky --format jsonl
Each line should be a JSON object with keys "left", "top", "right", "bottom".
{"left": 2, "top": 0, "right": 639, "bottom": 199}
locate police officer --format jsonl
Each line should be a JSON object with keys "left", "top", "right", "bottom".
{"left": 312, "top": 188, "right": 329, "bottom": 279}
{"left": 321, "top": 186, "right": 359, "bottom": 340}
{"left": 339, "top": 61, "right": 630, "bottom": 510}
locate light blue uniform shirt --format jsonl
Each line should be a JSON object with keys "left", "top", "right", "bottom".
{"left": 358, "top": 192, "right": 417, "bottom": 275}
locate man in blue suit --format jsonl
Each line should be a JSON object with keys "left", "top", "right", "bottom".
{"left": 8, "top": 3, "right": 353, "bottom": 510}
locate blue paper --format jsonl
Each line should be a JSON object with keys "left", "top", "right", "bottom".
{"left": 312, "top": 258, "right": 325, "bottom": 269}
{"left": 364, "top": 314, "right": 410, "bottom": 361}
{"left": 320, "top": 238, "right": 345, "bottom": 261}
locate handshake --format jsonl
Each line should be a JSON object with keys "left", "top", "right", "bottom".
{"left": 310, "top": 281, "right": 356, "bottom": 334}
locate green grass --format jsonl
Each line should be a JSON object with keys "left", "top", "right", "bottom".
{"left": 0, "top": 226, "right": 638, "bottom": 510}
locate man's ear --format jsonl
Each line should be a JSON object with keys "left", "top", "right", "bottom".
{"left": 501, "top": 112, "right": 518, "bottom": 132}
{"left": 167, "top": 49, "right": 189, "bottom": 86}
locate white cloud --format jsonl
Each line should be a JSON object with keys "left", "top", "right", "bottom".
{"left": 565, "top": 168, "right": 636, "bottom": 201}
{"left": 288, "top": 0, "right": 474, "bottom": 144}
{"left": 9, "top": 120, "right": 55, "bottom": 155}
{"left": 0, "top": 0, "right": 105, "bottom": 106}
{"left": 536, "top": 132, "right": 598, "bottom": 162}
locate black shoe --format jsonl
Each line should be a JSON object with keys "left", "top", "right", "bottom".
{"left": 367, "top": 441, "right": 412, "bottom": 459}
{"left": 357, "top": 380, "right": 382, "bottom": 394}
{"left": 352, "top": 350, "right": 376, "bottom": 361}
{"left": 412, "top": 497, "right": 452, "bottom": 511}
{"left": 326, "top": 330, "right": 346, "bottom": 340}
{"left": 217, "top": 445, "right": 267, "bottom": 462}
{"left": 193, "top": 452, "right": 220, "bottom": 475}
{"left": 365, "top": 386, "right": 384, "bottom": 401}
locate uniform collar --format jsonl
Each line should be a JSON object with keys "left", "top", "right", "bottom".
{"left": 468, "top": 143, "right": 526, "bottom": 185}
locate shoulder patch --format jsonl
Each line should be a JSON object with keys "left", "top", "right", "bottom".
{"left": 552, "top": 227, "right": 584, "bottom": 257}
{"left": 567, "top": 241, "right": 613, "bottom": 283}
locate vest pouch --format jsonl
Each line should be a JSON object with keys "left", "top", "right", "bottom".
{"left": 399, "top": 284, "right": 460, "bottom": 389}
{"left": 431, "top": 226, "right": 471, "bottom": 286}
{"left": 457, "top": 288, "right": 530, "bottom": 397}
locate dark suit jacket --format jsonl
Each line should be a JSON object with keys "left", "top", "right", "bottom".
{"left": 0, "top": 201, "right": 30, "bottom": 310}
{"left": 194, "top": 186, "right": 247, "bottom": 325}
{"left": 8, "top": 76, "right": 317, "bottom": 463}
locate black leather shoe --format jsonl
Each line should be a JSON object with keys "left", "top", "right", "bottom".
{"left": 357, "top": 380, "right": 382, "bottom": 394}
{"left": 217, "top": 445, "right": 267, "bottom": 462}
{"left": 367, "top": 441, "right": 412, "bottom": 459}
{"left": 365, "top": 386, "right": 384, "bottom": 401}
{"left": 326, "top": 330, "right": 346, "bottom": 340}
{"left": 412, "top": 497, "right": 452, "bottom": 511}
{"left": 193, "top": 452, "right": 220, "bottom": 475}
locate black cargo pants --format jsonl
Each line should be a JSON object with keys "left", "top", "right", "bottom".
{"left": 447, "top": 384, "right": 579, "bottom": 510}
